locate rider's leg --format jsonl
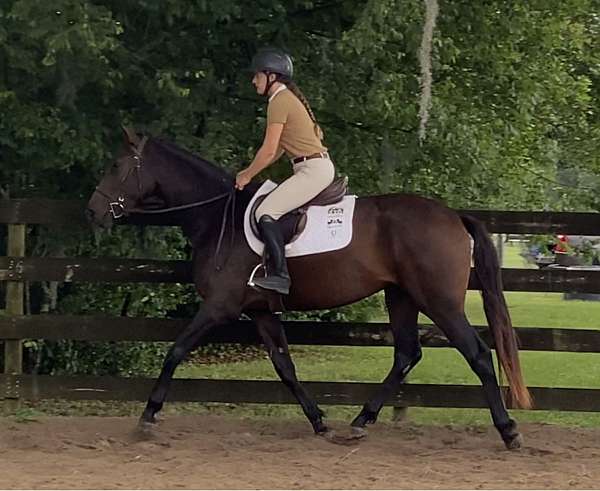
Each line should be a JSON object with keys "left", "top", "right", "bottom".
{"left": 254, "top": 157, "right": 335, "bottom": 221}
{"left": 253, "top": 215, "right": 291, "bottom": 295}
{"left": 253, "top": 158, "right": 334, "bottom": 294}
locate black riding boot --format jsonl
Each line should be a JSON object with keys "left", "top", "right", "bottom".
{"left": 254, "top": 215, "right": 291, "bottom": 295}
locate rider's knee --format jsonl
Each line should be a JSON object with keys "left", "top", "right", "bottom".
{"left": 258, "top": 214, "right": 276, "bottom": 224}
{"left": 255, "top": 202, "right": 283, "bottom": 222}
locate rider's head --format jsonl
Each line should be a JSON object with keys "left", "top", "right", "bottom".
{"left": 249, "top": 48, "right": 293, "bottom": 97}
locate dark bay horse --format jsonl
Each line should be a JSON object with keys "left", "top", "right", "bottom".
{"left": 86, "top": 128, "right": 532, "bottom": 450}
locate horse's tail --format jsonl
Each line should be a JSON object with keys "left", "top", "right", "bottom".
{"left": 460, "top": 214, "right": 533, "bottom": 409}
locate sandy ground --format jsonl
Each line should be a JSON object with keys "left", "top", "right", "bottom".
{"left": 1, "top": 415, "right": 600, "bottom": 489}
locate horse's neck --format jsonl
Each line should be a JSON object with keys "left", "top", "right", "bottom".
{"left": 152, "top": 158, "right": 231, "bottom": 207}
{"left": 148, "top": 144, "right": 234, "bottom": 245}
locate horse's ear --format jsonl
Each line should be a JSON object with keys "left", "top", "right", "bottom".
{"left": 122, "top": 125, "right": 140, "bottom": 146}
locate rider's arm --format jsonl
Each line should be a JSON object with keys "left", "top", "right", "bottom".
{"left": 244, "top": 123, "right": 284, "bottom": 179}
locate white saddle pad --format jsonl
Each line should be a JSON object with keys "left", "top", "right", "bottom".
{"left": 244, "top": 180, "right": 356, "bottom": 258}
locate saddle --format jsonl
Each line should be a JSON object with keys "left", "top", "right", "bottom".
{"left": 250, "top": 176, "right": 349, "bottom": 244}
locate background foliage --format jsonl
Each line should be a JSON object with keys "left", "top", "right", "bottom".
{"left": 1, "top": 0, "right": 599, "bottom": 374}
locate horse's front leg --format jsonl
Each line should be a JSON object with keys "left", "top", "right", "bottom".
{"left": 139, "top": 301, "right": 240, "bottom": 427}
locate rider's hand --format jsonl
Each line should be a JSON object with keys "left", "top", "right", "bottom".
{"left": 235, "top": 169, "right": 252, "bottom": 190}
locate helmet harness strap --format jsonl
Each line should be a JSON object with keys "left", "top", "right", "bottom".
{"left": 262, "top": 71, "right": 278, "bottom": 97}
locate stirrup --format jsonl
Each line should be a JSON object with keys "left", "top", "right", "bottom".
{"left": 247, "top": 263, "right": 265, "bottom": 288}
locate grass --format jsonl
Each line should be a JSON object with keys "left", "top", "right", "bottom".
{"left": 463, "top": 241, "right": 600, "bottom": 328}
{"left": 174, "top": 345, "right": 600, "bottom": 428}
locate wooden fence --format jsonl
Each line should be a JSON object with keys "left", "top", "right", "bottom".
{"left": 2, "top": 199, "right": 600, "bottom": 412}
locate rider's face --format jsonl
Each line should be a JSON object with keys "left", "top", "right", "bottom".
{"left": 252, "top": 72, "right": 266, "bottom": 94}
{"left": 252, "top": 72, "right": 274, "bottom": 95}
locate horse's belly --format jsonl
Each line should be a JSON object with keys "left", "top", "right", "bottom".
{"left": 284, "top": 250, "right": 390, "bottom": 310}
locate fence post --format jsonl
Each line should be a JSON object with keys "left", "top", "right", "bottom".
{"left": 391, "top": 377, "right": 410, "bottom": 424}
{"left": 3, "top": 223, "right": 25, "bottom": 411}
{"left": 496, "top": 233, "right": 504, "bottom": 266}
{"left": 392, "top": 405, "right": 409, "bottom": 424}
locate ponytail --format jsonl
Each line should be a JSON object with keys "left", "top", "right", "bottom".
{"left": 279, "top": 77, "right": 324, "bottom": 140}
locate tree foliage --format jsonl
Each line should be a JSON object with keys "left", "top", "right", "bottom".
{"left": 1, "top": 0, "right": 599, "bottom": 373}
{"left": 2, "top": 0, "right": 598, "bottom": 206}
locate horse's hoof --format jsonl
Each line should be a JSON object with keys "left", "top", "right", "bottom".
{"left": 504, "top": 432, "right": 523, "bottom": 450}
{"left": 134, "top": 420, "right": 158, "bottom": 440}
{"left": 321, "top": 430, "right": 348, "bottom": 446}
{"left": 319, "top": 429, "right": 362, "bottom": 446}
{"left": 350, "top": 426, "right": 368, "bottom": 440}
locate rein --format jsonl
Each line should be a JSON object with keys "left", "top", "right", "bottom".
{"left": 130, "top": 189, "right": 237, "bottom": 271}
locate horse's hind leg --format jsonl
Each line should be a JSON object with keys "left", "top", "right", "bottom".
{"left": 425, "top": 307, "right": 522, "bottom": 449}
{"left": 251, "top": 311, "right": 328, "bottom": 434}
{"left": 351, "top": 286, "right": 421, "bottom": 431}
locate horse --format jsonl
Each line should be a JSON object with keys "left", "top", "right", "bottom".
{"left": 86, "top": 127, "right": 532, "bottom": 450}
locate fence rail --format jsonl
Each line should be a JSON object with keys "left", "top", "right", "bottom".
{"left": 3, "top": 199, "right": 600, "bottom": 233}
{"left": 2, "top": 199, "right": 600, "bottom": 413}
{"left": 2, "top": 375, "right": 600, "bottom": 412}
{"left": 2, "top": 257, "right": 600, "bottom": 292}
{"left": 1, "top": 316, "right": 600, "bottom": 353}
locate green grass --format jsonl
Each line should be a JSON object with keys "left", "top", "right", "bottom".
{"left": 439, "top": 240, "right": 600, "bottom": 328}
{"left": 179, "top": 345, "right": 600, "bottom": 389}
{"left": 176, "top": 345, "right": 600, "bottom": 426}
{"left": 501, "top": 239, "right": 535, "bottom": 269}
{"left": 465, "top": 290, "right": 600, "bottom": 329}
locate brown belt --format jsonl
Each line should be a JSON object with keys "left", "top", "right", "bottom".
{"left": 291, "top": 152, "right": 329, "bottom": 165}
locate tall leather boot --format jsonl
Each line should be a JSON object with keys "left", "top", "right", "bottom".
{"left": 254, "top": 215, "right": 291, "bottom": 295}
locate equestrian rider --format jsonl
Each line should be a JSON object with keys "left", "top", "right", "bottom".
{"left": 235, "top": 48, "right": 335, "bottom": 295}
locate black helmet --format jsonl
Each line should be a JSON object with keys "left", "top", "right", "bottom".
{"left": 249, "top": 48, "right": 293, "bottom": 79}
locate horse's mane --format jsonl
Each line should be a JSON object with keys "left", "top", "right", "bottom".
{"left": 153, "top": 137, "right": 234, "bottom": 183}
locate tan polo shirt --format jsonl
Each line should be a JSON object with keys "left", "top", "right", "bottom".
{"left": 267, "top": 88, "right": 327, "bottom": 158}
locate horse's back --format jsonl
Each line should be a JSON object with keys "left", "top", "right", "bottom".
{"left": 354, "top": 192, "right": 469, "bottom": 243}
{"left": 357, "top": 192, "right": 461, "bottom": 223}
{"left": 285, "top": 192, "right": 471, "bottom": 310}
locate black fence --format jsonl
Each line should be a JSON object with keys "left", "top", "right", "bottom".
{"left": 2, "top": 199, "right": 600, "bottom": 412}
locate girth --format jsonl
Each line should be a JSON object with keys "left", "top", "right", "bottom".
{"left": 250, "top": 176, "right": 349, "bottom": 244}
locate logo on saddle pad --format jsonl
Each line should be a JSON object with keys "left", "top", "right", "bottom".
{"left": 244, "top": 180, "right": 357, "bottom": 258}
{"left": 327, "top": 207, "right": 345, "bottom": 236}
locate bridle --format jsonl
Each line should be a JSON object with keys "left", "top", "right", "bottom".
{"left": 94, "top": 135, "right": 150, "bottom": 219}
{"left": 94, "top": 135, "right": 237, "bottom": 270}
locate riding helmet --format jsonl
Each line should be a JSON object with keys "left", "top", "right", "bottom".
{"left": 249, "top": 48, "right": 294, "bottom": 79}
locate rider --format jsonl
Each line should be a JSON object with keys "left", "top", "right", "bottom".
{"left": 235, "top": 48, "right": 335, "bottom": 295}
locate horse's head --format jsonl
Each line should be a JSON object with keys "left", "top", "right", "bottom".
{"left": 86, "top": 126, "right": 160, "bottom": 228}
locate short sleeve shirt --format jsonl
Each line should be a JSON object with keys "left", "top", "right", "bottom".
{"left": 266, "top": 88, "right": 327, "bottom": 158}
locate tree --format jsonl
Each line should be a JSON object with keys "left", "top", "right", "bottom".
{"left": 1, "top": 0, "right": 599, "bottom": 373}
